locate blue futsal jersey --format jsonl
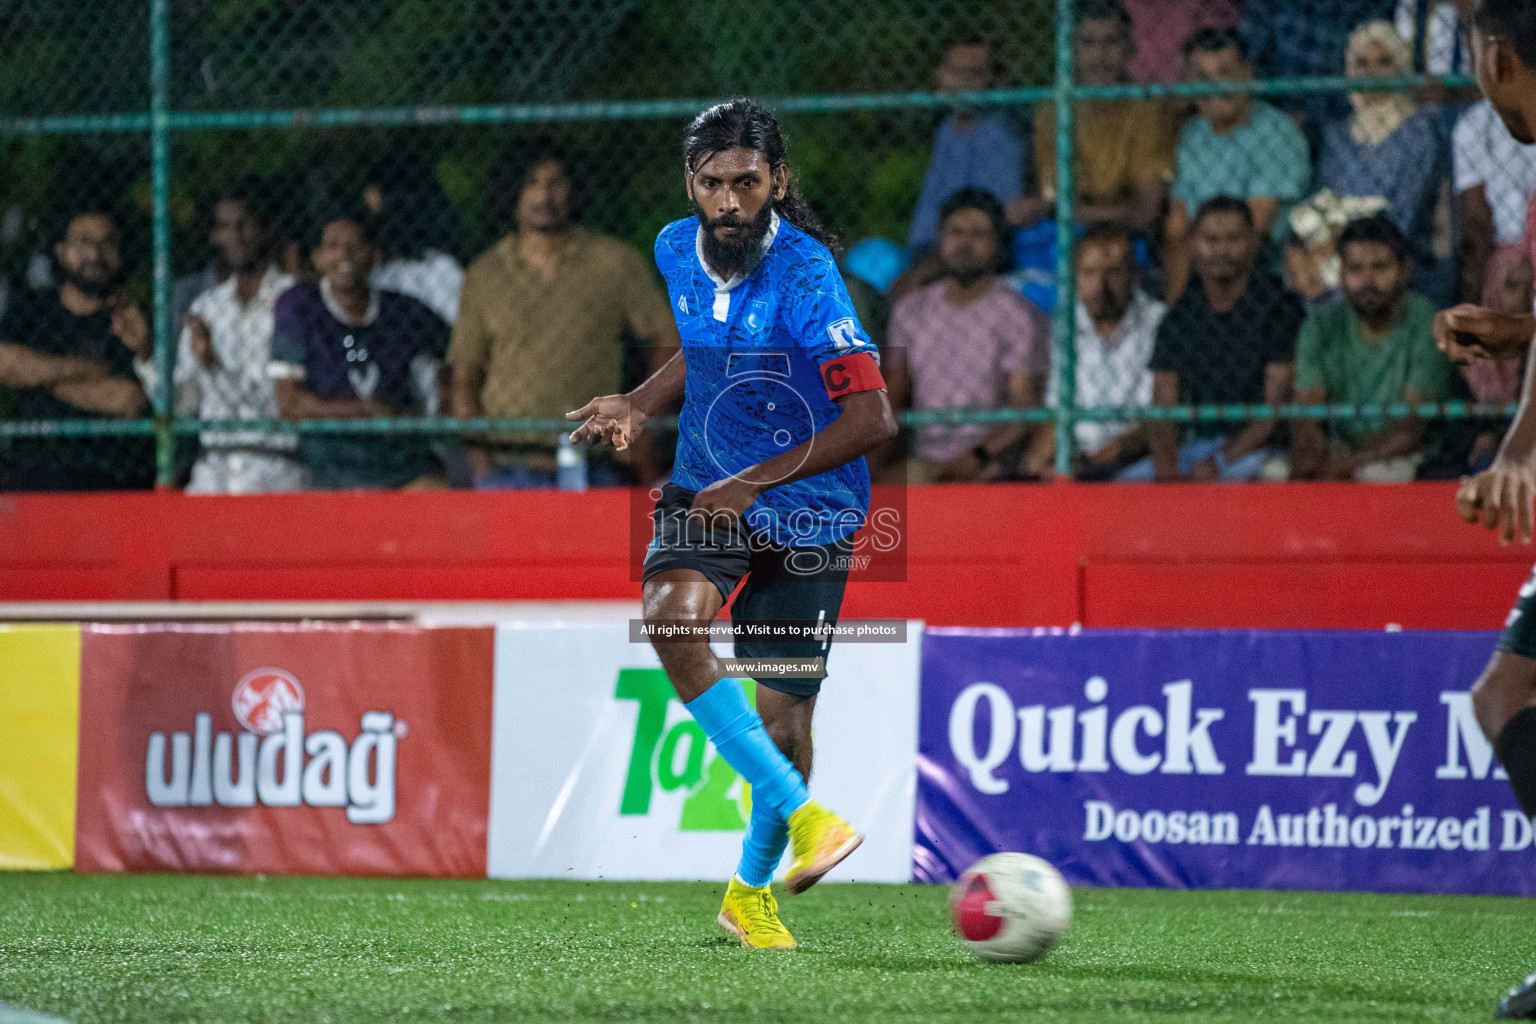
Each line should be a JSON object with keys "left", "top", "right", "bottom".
{"left": 655, "top": 212, "right": 881, "bottom": 548}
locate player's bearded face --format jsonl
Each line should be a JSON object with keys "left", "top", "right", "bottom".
{"left": 695, "top": 198, "right": 775, "bottom": 280}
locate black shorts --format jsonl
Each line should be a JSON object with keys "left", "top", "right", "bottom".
{"left": 641, "top": 483, "right": 852, "bottom": 698}
{"left": 1500, "top": 563, "right": 1536, "bottom": 661}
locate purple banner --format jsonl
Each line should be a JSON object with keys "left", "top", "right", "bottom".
{"left": 916, "top": 628, "right": 1536, "bottom": 896}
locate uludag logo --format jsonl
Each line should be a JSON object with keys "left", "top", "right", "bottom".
{"left": 232, "top": 668, "right": 305, "bottom": 735}
{"left": 144, "top": 668, "right": 400, "bottom": 824}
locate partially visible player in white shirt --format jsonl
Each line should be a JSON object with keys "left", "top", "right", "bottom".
{"left": 136, "top": 183, "right": 304, "bottom": 494}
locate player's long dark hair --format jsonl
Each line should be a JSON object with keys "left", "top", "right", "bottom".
{"left": 683, "top": 98, "right": 841, "bottom": 257}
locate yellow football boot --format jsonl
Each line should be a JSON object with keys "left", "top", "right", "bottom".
{"left": 717, "top": 876, "right": 796, "bottom": 949}
{"left": 783, "top": 801, "right": 863, "bottom": 895}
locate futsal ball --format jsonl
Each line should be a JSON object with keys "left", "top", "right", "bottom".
{"left": 950, "top": 852, "right": 1072, "bottom": 963}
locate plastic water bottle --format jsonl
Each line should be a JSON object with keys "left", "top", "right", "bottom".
{"left": 556, "top": 431, "right": 588, "bottom": 491}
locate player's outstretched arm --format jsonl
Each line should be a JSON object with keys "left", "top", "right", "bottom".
{"left": 690, "top": 389, "right": 898, "bottom": 520}
{"left": 1435, "top": 303, "right": 1536, "bottom": 363}
{"left": 566, "top": 349, "right": 686, "bottom": 451}
{"left": 1460, "top": 353, "right": 1536, "bottom": 546}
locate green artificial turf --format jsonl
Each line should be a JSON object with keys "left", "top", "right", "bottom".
{"left": 0, "top": 873, "right": 1531, "bottom": 1023}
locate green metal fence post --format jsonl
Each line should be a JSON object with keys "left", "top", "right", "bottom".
{"left": 149, "top": 0, "right": 174, "bottom": 488}
{"left": 1052, "top": 0, "right": 1078, "bottom": 478}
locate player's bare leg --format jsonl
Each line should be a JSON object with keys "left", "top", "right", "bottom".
{"left": 1471, "top": 648, "right": 1536, "bottom": 822}
{"left": 638, "top": 569, "right": 817, "bottom": 771}
{"left": 758, "top": 688, "right": 815, "bottom": 782}
{"left": 1471, "top": 650, "right": 1536, "bottom": 759}
{"left": 642, "top": 569, "right": 859, "bottom": 908}
{"left": 641, "top": 569, "right": 725, "bottom": 702}
{"left": 1472, "top": 653, "right": 1536, "bottom": 1018}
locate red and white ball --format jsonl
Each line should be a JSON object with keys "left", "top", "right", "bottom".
{"left": 950, "top": 852, "right": 1072, "bottom": 963}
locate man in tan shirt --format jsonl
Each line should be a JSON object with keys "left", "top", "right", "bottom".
{"left": 449, "top": 141, "right": 679, "bottom": 486}
{"left": 1032, "top": 0, "right": 1174, "bottom": 234}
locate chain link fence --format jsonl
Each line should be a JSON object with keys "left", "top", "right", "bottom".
{"left": 0, "top": 0, "right": 1518, "bottom": 491}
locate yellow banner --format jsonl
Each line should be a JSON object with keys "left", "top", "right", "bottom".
{"left": 0, "top": 624, "right": 81, "bottom": 869}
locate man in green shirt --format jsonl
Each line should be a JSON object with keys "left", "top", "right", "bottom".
{"left": 1291, "top": 214, "right": 1451, "bottom": 482}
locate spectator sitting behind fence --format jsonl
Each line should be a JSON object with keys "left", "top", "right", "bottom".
{"left": 1461, "top": 249, "right": 1531, "bottom": 473}
{"left": 1121, "top": 0, "right": 1241, "bottom": 84}
{"left": 268, "top": 210, "right": 448, "bottom": 490}
{"left": 1456, "top": 95, "right": 1536, "bottom": 318}
{"left": 1452, "top": 94, "right": 1536, "bottom": 427}
{"left": 449, "top": 138, "right": 678, "bottom": 489}
{"left": 171, "top": 211, "right": 225, "bottom": 333}
{"left": 134, "top": 180, "right": 304, "bottom": 494}
{"left": 1125, "top": 197, "right": 1303, "bottom": 483}
{"left": 881, "top": 189, "right": 1049, "bottom": 484}
{"left": 1241, "top": 0, "right": 1397, "bottom": 131}
{"left": 1033, "top": 0, "right": 1173, "bottom": 236}
{"left": 1162, "top": 29, "right": 1311, "bottom": 301}
{"left": 1289, "top": 215, "right": 1450, "bottom": 482}
{"left": 361, "top": 150, "right": 465, "bottom": 326}
{"left": 1025, "top": 224, "right": 1164, "bottom": 481}
{"left": 1312, "top": 20, "right": 1452, "bottom": 305}
{"left": 0, "top": 205, "right": 152, "bottom": 491}
{"left": 1396, "top": 0, "right": 1471, "bottom": 79}
{"left": 905, "top": 40, "right": 1027, "bottom": 263}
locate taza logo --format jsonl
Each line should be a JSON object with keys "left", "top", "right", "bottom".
{"left": 615, "top": 669, "right": 751, "bottom": 831}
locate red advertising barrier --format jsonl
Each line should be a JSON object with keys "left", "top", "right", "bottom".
{"left": 0, "top": 484, "right": 1530, "bottom": 628}
{"left": 74, "top": 623, "right": 494, "bottom": 876}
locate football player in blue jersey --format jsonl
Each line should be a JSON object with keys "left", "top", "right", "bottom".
{"left": 568, "top": 98, "right": 897, "bottom": 949}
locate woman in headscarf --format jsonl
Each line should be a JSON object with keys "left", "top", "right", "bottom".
{"left": 1315, "top": 19, "right": 1452, "bottom": 303}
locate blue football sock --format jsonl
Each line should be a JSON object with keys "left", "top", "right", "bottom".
{"left": 735, "top": 799, "right": 790, "bottom": 889}
{"left": 684, "top": 678, "right": 810, "bottom": 820}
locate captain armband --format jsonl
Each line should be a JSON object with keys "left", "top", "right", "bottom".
{"left": 818, "top": 351, "right": 885, "bottom": 401}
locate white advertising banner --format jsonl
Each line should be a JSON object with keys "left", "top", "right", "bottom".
{"left": 487, "top": 620, "right": 921, "bottom": 882}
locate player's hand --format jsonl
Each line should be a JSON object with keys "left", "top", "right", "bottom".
{"left": 1434, "top": 304, "right": 1535, "bottom": 363}
{"left": 566, "top": 394, "right": 646, "bottom": 451}
{"left": 1457, "top": 459, "right": 1536, "bottom": 546}
{"left": 690, "top": 475, "right": 762, "bottom": 537}
{"left": 184, "top": 314, "right": 219, "bottom": 371}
